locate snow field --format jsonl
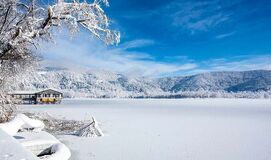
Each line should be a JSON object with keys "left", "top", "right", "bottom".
{"left": 20, "top": 99, "right": 271, "bottom": 160}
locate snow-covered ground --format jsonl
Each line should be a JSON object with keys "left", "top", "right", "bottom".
{"left": 19, "top": 99, "right": 271, "bottom": 160}
{"left": 0, "top": 129, "right": 38, "bottom": 160}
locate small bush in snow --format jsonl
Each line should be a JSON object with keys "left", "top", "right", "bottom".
{"left": 24, "top": 112, "right": 103, "bottom": 137}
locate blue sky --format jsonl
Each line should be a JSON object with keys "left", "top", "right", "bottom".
{"left": 41, "top": 0, "right": 271, "bottom": 77}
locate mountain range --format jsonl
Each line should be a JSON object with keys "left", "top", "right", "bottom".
{"left": 13, "top": 68, "right": 271, "bottom": 98}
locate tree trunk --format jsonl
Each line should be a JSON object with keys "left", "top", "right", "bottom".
{"left": 0, "top": 92, "right": 15, "bottom": 123}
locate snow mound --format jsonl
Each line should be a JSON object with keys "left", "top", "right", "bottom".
{"left": 16, "top": 131, "right": 60, "bottom": 156}
{"left": 77, "top": 117, "right": 104, "bottom": 137}
{"left": 0, "top": 114, "right": 44, "bottom": 136}
{"left": 19, "top": 114, "right": 45, "bottom": 132}
{"left": 39, "top": 143, "right": 71, "bottom": 160}
{"left": 0, "top": 114, "right": 71, "bottom": 160}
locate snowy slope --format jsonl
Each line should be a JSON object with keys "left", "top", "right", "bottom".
{"left": 13, "top": 69, "right": 271, "bottom": 98}
{"left": 158, "top": 70, "right": 271, "bottom": 92}
{"left": 14, "top": 68, "right": 164, "bottom": 98}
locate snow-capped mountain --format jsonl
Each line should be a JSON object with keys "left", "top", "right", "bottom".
{"left": 158, "top": 70, "right": 271, "bottom": 93}
{"left": 15, "top": 68, "right": 164, "bottom": 98}
{"left": 14, "top": 69, "right": 271, "bottom": 98}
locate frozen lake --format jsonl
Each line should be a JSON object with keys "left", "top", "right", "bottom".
{"left": 20, "top": 99, "right": 271, "bottom": 160}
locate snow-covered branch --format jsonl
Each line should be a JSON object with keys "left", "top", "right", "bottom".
{"left": 0, "top": 0, "right": 120, "bottom": 122}
{"left": 0, "top": 0, "right": 119, "bottom": 62}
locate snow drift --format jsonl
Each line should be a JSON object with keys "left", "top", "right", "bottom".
{"left": 0, "top": 114, "right": 71, "bottom": 160}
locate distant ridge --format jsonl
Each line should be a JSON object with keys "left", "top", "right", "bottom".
{"left": 158, "top": 70, "right": 271, "bottom": 92}
{"left": 13, "top": 69, "right": 271, "bottom": 98}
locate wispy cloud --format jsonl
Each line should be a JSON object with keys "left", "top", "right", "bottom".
{"left": 204, "top": 55, "right": 271, "bottom": 71}
{"left": 37, "top": 29, "right": 271, "bottom": 77}
{"left": 215, "top": 32, "right": 235, "bottom": 39}
{"left": 184, "top": 55, "right": 271, "bottom": 75}
{"left": 118, "top": 0, "right": 234, "bottom": 33}
{"left": 165, "top": 1, "right": 232, "bottom": 32}
{"left": 121, "top": 39, "right": 155, "bottom": 50}
{"left": 38, "top": 31, "right": 197, "bottom": 77}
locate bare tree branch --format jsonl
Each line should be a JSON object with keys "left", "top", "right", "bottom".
{"left": 0, "top": 5, "right": 11, "bottom": 34}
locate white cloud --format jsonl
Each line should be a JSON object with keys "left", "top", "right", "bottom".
{"left": 162, "top": 55, "right": 271, "bottom": 76}
{"left": 204, "top": 55, "right": 271, "bottom": 71}
{"left": 183, "top": 55, "right": 271, "bottom": 75}
{"left": 37, "top": 30, "right": 271, "bottom": 77}
{"left": 38, "top": 31, "right": 197, "bottom": 77}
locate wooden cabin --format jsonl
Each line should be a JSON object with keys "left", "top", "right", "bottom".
{"left": 9, "top": 89, "right": 63, "bottom": 104}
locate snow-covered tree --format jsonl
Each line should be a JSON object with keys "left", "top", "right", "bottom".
{"left": 0, "top": 0, "right": 120, "bottom": 122}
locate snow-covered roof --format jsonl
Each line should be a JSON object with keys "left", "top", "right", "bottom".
{"left": 9, "top": 89, "right": 62, "bottom": 95}
{"left": 9, "top": 90, "right": 39, "bottom": 95}
{"left": 36, "top": 89, "right": 63, "bottom": 94}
